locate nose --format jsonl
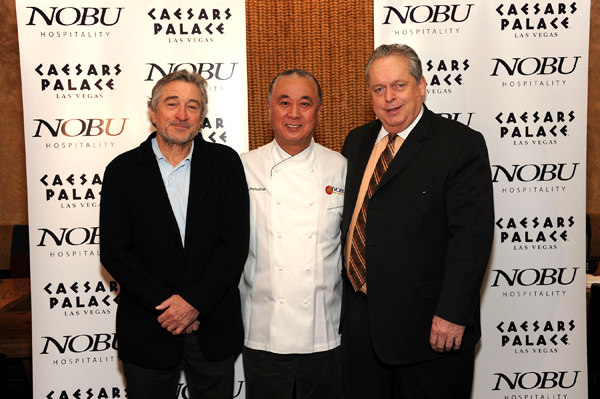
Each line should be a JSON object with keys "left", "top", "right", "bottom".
{"left": 175, "top": 104, "right": 188, "bottom": 120}
{"left": 288, "top": 103, "right": 301, "bottom": 118}
{"left": 384, "top": 88, "right": 395, "bottom": 103}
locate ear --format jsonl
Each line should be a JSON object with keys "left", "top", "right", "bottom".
{"left": 149, "top": 107, "right": 156, "bottom": 125}
{"left": 418, "top": 75, "right": 427, "bottom": 96}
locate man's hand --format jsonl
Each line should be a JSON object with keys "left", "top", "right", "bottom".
{"left": 156, "top": 295, "right": 200, "bottom": 336}
{"left": 184, "top": 320, "right": 200, "bottom": 335}
{"left": 429, "top": 315, "right": 465, "bottom": 353}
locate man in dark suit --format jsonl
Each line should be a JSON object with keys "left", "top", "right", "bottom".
{"left": 340, "top": 44, "right": 494, "bottom": 398}
{"left": 100, "top": 70, "right": 249, "bottom": 399}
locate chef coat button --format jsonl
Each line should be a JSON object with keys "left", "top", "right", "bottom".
{"left": 274, "top": 168, "right": 280, "bottom": 173}
{"left": 277, "top": 232, "right": 282, "bottom": 238}
{"left": 279, "top": 298, "right": 284, "bottom": 304}
{"left": 308, "top": 201, "right": 313, "bottom": 206}
{"left": 308, "top": 233, "right": 313, "bottom": 238}
{"left": 303, "top": 299, "right": 308, "bottom": 304}
{"left": 276, "top": 200, "right": 281, "bottom": 205}
{"left": 310, "top": 168, "right": 314, "bottom": 173}
{"left": 279, "top": 266, "right": 283, "bottom": 271}
{"left": 306, "top": 267, "right": 310, "bottom": 271}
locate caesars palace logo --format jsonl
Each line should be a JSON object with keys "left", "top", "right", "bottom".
{"left": 495, "top": 215, "right": 574, "bottom": 250}
{"left": 380, "top": 3, "right": 473, "bottom": 37}
{"left": 496, "top": 109, "right": 575, "bottom": 146}
{"left": 425, "top": 58, "right": 469, "bottom": 95}
{"left": 496, "top": 318, "right": 575, "bottom": 354}
{"left": 47, "top": 382, "right": 245, "bottom": 399}
{"left": 35, "top": 63, "right": 122, "bottom": 97}
{"left": 496, "top": 2, "right": 579, "bottom": 37}
{"left": 38, "top": 172, "right": 102, "bottom": 206}
{"left": 43, "top": 278, "right": 119, "bottom": 316}
{"left": 148, "top": 7, "right": 232, "bottom": 42}
{"left": 46, "top": 386, "right": 126, "bottom": 399}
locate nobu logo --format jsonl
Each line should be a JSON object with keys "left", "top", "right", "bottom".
{"left": 491, "top": 56, "right": 581, "bottom": 76}
{"left": 382, "top": 4, "right": 473, "bottom": 24}
{"left": 38, "top": 227, "right": 100, "bottom": 247}
{"left": 492, "top": 163, "right": 578, "bottom": 183}
{"left": 32, "top": 118, "right": 127, "bottom": 138}
{"left": 491, "top": 267, "right": 578, "bottom": 287}
{"left": 493, "top": 370, "right": 580, "bottom": 390}
{"left": 26, "top": 7, "right": 124, "bottom": 26}
{"left": 145, "top": 63, "right": 237, "bottom": 81}
{"left": 40, "top": 333, "right": 117, "bottom": 354}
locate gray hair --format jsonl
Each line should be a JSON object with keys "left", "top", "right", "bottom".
{"left": 267, "top": 69, "right": 323, "bottom": 106}
{"left": 365, "top": 44, "right": 423, "bottom": 85}
{"left": 147, "top": 69, "right": 209, "bottom": 121}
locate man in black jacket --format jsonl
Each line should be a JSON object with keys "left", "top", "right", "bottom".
{"left": 100, "top": 69, "right": 249, "bottom": 399}
{"left": 341, "top": 44, "right": 494, "bottom": 398}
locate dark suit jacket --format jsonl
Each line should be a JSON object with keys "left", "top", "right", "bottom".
{"left": 341, "top": 106, "right": 494, "bottom": 365}
{"left": 100, "top": 132, "right": 250, "bottom": 369}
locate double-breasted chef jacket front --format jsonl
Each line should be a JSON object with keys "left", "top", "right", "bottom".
{"left": 240, "top": 139, "right": 347, "bottom": 354}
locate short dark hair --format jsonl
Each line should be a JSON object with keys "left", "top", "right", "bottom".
{"left": 267, "top": 69, "right": 323, "bottom": 105}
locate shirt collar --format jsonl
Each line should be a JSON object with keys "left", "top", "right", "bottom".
{"left": 151, "top": 137, "right": 194, "bottom": 167}
{"left": 375, "top": 106, "right": 424, "bottom": 144}
{"left": 272, "top": 138, "right": 315, "bottom": 165}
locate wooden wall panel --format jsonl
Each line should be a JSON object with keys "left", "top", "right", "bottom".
{"left": 0, "top": 0, "right": 27, "bottom": 226}
{"left": 588, "top": 1, "right": 600, "bottom": 213}
{"left": 245, "top": 1, "right": 375, "bottom": 151}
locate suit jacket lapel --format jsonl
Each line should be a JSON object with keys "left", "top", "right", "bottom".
{"left": 137, "top": 133, "right": 180, "bottom": 236}
{"left": 184, "top": 135, "right": 212, "bottom": 247}
{"left": 374, "top": 107, "right": 431, "bottom": 193}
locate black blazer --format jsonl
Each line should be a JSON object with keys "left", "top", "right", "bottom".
{"left": 341, "top": 106, "right": 494, "bottom": 364}
{"left": 100, "top": 132, "right": 250, "bottom": 368}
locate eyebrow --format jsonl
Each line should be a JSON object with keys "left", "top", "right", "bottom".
{"left": 163, "top": 95, "right": 202, "bottom": 106}
{"left": 276, "top": 94, "right": 314, "bottom": 102}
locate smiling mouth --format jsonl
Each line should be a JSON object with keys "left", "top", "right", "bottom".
{"left": 286, "top": 124, "right": 301, "bottom": 128}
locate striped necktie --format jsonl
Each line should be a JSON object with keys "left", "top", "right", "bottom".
{"left": 347, "top": 133, "right": 398, "bottom": 293}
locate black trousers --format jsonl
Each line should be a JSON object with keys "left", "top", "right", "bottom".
{"left": 243, "top": 346, "right": 342, "bottom": 399}
{"left": 341, "top": 285, "right": 475, "bottom": 399}
{"left": 122, "top": 334, "right": 235, "bottom": 399}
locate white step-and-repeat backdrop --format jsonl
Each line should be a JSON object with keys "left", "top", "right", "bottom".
{"left": 15, "top": 1, "right": 592, "bottom": 398}
{"left": 15, "top": 1, "right": 248, "bottom": 397}
{"left": 374, "top": 1, "right": 590, "bottom": 397}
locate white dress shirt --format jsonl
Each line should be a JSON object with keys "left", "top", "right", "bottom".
{"left": 240, "top": 138, "right": 347, "bottom": 354}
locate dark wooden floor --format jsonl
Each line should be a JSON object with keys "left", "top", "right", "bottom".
{"left": 1, "top": 356, "right": 31, "bottom": 399}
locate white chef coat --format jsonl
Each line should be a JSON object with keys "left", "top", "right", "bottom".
{"left": 240, "top": 138, "right": 347, "bottom": 354}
